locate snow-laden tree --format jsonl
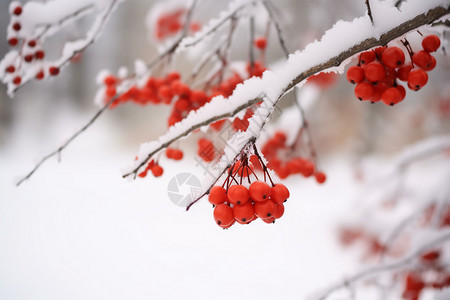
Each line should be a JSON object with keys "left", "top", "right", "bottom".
{"left": 1, "top": 0, "right": 450, "bottom": 299}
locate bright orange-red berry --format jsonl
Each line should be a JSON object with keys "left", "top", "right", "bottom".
{"left": 227, "top": 185, "right": 249, "bottom": 205}
{"left": 209, "top": 186, "right": 228, "bottom": 205}
{"left": 254, "top": 199, "right": 277, "bottom": 219}
{"left": 271, "top": 184, "right": 290, "bottom": 204}
{"left": 233, "top": 201, "right": 255, "bottom": 223}
{"left": 249, "top": 181, "right": 271, "bottom": 202}
{"left": 213, "top": 204, "right": 234, "bottom": 227}
{"left": 381, "top": 46, "right": 405, "bottom": 68}
{"left": 422, "top": 35, "right": 440, "bottom": 53}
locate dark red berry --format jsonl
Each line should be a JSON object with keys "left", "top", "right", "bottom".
{"left": 5, "top": 65, "right": 15, "bottom": 73}
{"left": 13, "top": 6, "right": 22, "bottom": 15}
{"left": 24, "top": 54, "right": 33, "bottom": 62}
{"left": 35, "top": 70, "right": 44, "bottom": 80}
{"left": 13, "top": 76, "right": 21, "bottom": 85}
{"left": 49, "top": 66, "right": 60, "bottom": 76}
{"left": 35, "top": 50, "right": 45, "bottom": 60}
{"left": 8, "top": 37, "right": 18, "bottom": 46}
{"left": 397, "top": 65, "right": 412, "bottom": 81}
{"left": 359, "top": 51, "right": 376, "bottom": 65}
{"left": 12, "top": 22, "right": 21, "bottom": 31}
{"left": 28, "top": 40, "right": 36, "bottom": 48}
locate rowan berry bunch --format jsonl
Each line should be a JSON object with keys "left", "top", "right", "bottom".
{"left": 208, "top": 149, "right": 290, "bottom": 229}
{"left": 2, "top": 2, "right": 59, "bottom": 87}
{"left": 261, "top": 131, "right": 326, "bottom": 183}
{"left": 152, "top": 6, "right": 201, "bottom": 41}
{"left": 346, "top": 34, "right": 441, "bottom": 106}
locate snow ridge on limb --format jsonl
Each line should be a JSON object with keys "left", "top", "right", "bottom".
{"left": 123, "top": 0, "right": 450, "bottom": 186}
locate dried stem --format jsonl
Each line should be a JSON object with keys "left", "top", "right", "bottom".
{"left": 365, "top": 0, "right": 374, "bottom": 26}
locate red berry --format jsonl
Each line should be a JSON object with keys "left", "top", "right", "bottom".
{"left": 233, "top": 201, "right": 255, "bottom": 223}
{"left": 382, "top": 46, "right": 405, "bottom": 68}
{"left": 254, "top": 37, "right": 267, "bottom": 50}
{"left": 12, "top": 22, "right": 21, "bottom": 31}
{"left": 227, "top": 185, "right": 249, "bottom": 205}
{"left": 165, "top": 148, "right": 175, "bottom": 159}
{"left": 49, "top": 66, "right": 60, "bottom": 76}
{"left": 364, "top": 62, "right": 386, "bottom": 82}
{"left": 172, "top": 149, "right": 183, "bottom": 160}
{"left": 371, "top": 82, "right": 388, "bottom": 103}
{"left": 249, "top": 181, "right": 271, "bottom": 202}
{"left": 5, "top": 65, "right": 15, "bottom": 73}
{"left": 422, "top": 35, "right": 440, "bottom": 52}
{"left": 271, "top": 184, "right": 290, "bottom": 204}
{"left": 35, "top": 50, "right": 45, "bottom": 60}
{"left": 314, "top": 172, "right": 327, "bottom": 184}
{"left": 254, "top": 199, "right": 277, "bottom": 219}
{"left": 24, "top": 54, "right": 33, "bottom": 62}
{"left": 104, "top": 75, "right": 117, "bottom": 86}
{"left": 13, "top": 6, "right": 22, "bottom": 15}
{"left": 396, "top": 85, "right": 406, "bottom": 100}
{"left": 381, "top": 87, "right": 402, "bottom": 106}
{"left": 421, "top": 250, "right": 440, "bottom": 263}
{"left": 28, "top": 40, "right": 36, "bottom": 48}
{"left": 412, "top": 50, "right": 432, "bottom": 70}
{"left": 374, "top": 46, "right": 386, "bottom": 59}
{"left": 397, "top": 65, "right": 412, "bottom": 81}
{"left": 354, "top": 82, "right": 374, "bottom": 101}
{"left": 166, "top": 71, "right": 181, "bottom": 82}
{"left": 301, "top": 160, "right": 315, "bottom": 177}
{"left": 158, "top": 85, "right": 173, "bottom": 101}
{"left": 13, "top": 76, "right": 21, "bottom": 85}
{"left": 151, "top": 165, "right": 163, "bottom": 177}
{"left": 408, "top": 69, "right": 428, "bottom": 91}
{"left": 262, "top": 217, "right": 275, "bottom": 224}
{"left": 209, "top": 186, "right": 228, "bottom": 205}
{"left": 346, "top": 66, "right": 365, "bottom": 84}
{"left": 274, "top": 203, "right": 285, "bottom": 219}
{"left": 213, "top": 204, "right": 234, "bottom": 227}
{"left": 191, "top": 90, "right": 208, "bottom": 105}
{"left": 359, "top": 51, "right": 376, "bottom": 65}
{"left": 8, "top": 37, "right": 18, "bottom": 46}
{"left": 35, "top": 70, "right": 44, "bottom": 80}
{"left": 422, "top": 55, "right": 436, "bottom": 72}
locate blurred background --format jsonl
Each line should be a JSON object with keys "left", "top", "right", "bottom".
{"left": 0, "top": 0, "right": 449, "bottom": 299}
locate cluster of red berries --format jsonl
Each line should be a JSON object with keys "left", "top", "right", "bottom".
{"left": 346, "top": 34, "right": 441, "bottom": 106}
{"left": 306, "top": 72, "right": 338, "bottom": 89}
{"left": 402, "top": 250, "right": 450, "bottom": 300}
{"left": 209, "top": 151, "right": 290, "bottom": 228}
{"left": 154, "top": 8, "right": 201, "bottom": 41}
{"left": 137, "top": 159, "right": 164, "bottom": 178}
{"left": 261, "top": 131, "right": 326, "bottom": 183}
{"left": 4, "top": 3, "right": 59, "bottom": 85}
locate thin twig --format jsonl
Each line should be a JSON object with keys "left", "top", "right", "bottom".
{"left": 365, "top": 0, "right": 374, "bottom": 26}
{"left": 249, "top": 15, "right": 255, "bottom": 71}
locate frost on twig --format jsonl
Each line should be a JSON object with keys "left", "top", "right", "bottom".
{"left": 0, "top": 0, "right": 121, "bottom": 97}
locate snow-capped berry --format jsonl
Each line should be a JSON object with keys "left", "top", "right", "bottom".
{"left": 24, "top": 54, "right": 33, "bottom": 62}
{"left": 346, "top": 66, "right": 365, "bottom": 84}
{"left": 397, "top": 65, "right": 412, "bottom": 81}
{"left": 12, "top": 22, "right": 21, "bottom": 31}
{"left": 412, "top": 51, "right": 432, "bottom": 70}
{"left": 422, "top": 35, "right": 440, "bottom": 53}
{"left": 233, "top": 201, "right": 255, "bottom": 223}
{"left": 271, "top": 183, "right": 290, "bottom": 204}
{"left": 254, "top": 37, "right": 267, "bottom": 50}
{"left": 249, "top": 181, "right": 271, "bottom": 202}
{"left": 35, "top": 50, "right": 45, "bottom": 60}
{"left": 5, "top": 65, "right": 15, "bottom": 73}
{"left": 227, "top": 185, "right": 249, "bottom": 205}
{"left": 13, "top": 6, "right": 22, "bottom": 15}
{"left": 13, "top": 76, "right": 21, "bottom": 85}
{"left": 381, "top": 87, "right": 402, "bottom": 106}
{"left": 254, "top": 199, "right": 277, "bottom": 219}
{"left": 209, "top": 186, "right": 228, "bottom": 205}
{"left": 213, "top": 204, "right": 234, "bottom": 227}
{"left": 8, "top": 37, "right": 18, "bottom": 46}
{"left": 35, "top": 70, "right": 44, "bottom": 80}
{"left": 49, "top": 66, "right": 60, "bottom": 76}
{"left": 364, "top": 62, "right": 386, "bottom": 82}
{"left": 359, "top": 51, "right": 376, "bottom": 65}
{"left": 354, "top": 82, "right": 374, "bottom": 101}
{"left": 382, "top": 46, "right": 405, "bottom": 68}
{"left": 274, "top": 203, "right": 285, "bottom": 219}
{"left": 407, "top": 69, "right": 428, "bottom": 91}
{"left": 314, "top": 172, "right": 327, "bottom": 184}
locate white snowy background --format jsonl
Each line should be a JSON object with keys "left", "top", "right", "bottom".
{"left": 0, "top": 0, "right": 449, "bottom": 299}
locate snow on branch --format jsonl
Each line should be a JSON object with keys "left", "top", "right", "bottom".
{"left": 123, "top": 0, "right": 450, "bottom": 190}
{"left": 312, "top": 230, "right": 450, "bottom": 300}
{"left": 0, "top": 0, "right": 121, "bottom": 97}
